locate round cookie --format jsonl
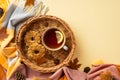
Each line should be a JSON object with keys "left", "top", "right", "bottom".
{"left": 27, "top": 43, "right": 45, "bottom": 62}
{"left": 24, "top": 31, "right": 41, "bottom": 46}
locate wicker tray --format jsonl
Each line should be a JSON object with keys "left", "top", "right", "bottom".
{"left": 16, "top": 15, "right": 76, "bottom": 73}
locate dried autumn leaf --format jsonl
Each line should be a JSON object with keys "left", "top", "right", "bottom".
{"left": 116, "top": 65, "right": 120, "bottom": 77}
{"left": 98, "top": 71, "right": 114, "bottom": 80}
{"left": 68, "top": 58, "right": 81, "bottom": 70}
{"left": 25, "top": 0, "right": 34, "bottom": 7}
{"left": 0, "top": 28, "right": 8, "bottom": 41}
{"left": 36, "top": 57, "right": 47, "bottom": 65}
{"left": 0, "top": 65, "right": 5, "bottom": 80}
{"left": 32, "top": 77, "right": 51, "bottom": 80}
{"left": 59, "top": 75, "right": 67, "bottom": 80}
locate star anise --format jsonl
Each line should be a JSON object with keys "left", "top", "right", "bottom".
{"left": 68, "top": 58, "right": 81, "bottom": 70}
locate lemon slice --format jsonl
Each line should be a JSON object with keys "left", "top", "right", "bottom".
{"left": 55, "top": 31, "right": 64, "bottom": 44}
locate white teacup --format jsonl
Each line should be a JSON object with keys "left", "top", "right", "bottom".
{"left": 42, "top": 27, "right": 68, "bottom": 51}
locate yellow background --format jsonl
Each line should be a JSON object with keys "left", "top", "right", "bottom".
{"left": 44, "top": 0, "right": 120, "bottom": 69}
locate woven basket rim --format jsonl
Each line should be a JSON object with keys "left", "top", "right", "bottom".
{"left": 16, "top": 15, "right": 76, "bottom": 73}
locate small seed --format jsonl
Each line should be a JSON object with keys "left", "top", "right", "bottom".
{"left": 54, "top": 59, "right": 60, "bottom": 65}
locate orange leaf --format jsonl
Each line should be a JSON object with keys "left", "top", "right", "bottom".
{"left": 25, "top": 0, "right": 34, "bottom": 7}
{"left": 98, "top": 71, "right": 114, "bottom": 80}
{"left": 0, "top": 28, "right": 8, "bottom": 41}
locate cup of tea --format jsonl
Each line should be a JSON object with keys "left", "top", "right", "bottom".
{"left": 42, "top": 27, "right": 68, "bottom": 51}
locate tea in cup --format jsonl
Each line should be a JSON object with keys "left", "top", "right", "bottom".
{"left": 42, "top": 27, "right": 68, "bottom": 51}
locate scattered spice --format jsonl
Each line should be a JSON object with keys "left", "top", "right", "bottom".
{"left": 84, "top": 66, "right": 91, "bottom": 73}
{"left": 54, "top": 58, "right": 60, "bottom": 65}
